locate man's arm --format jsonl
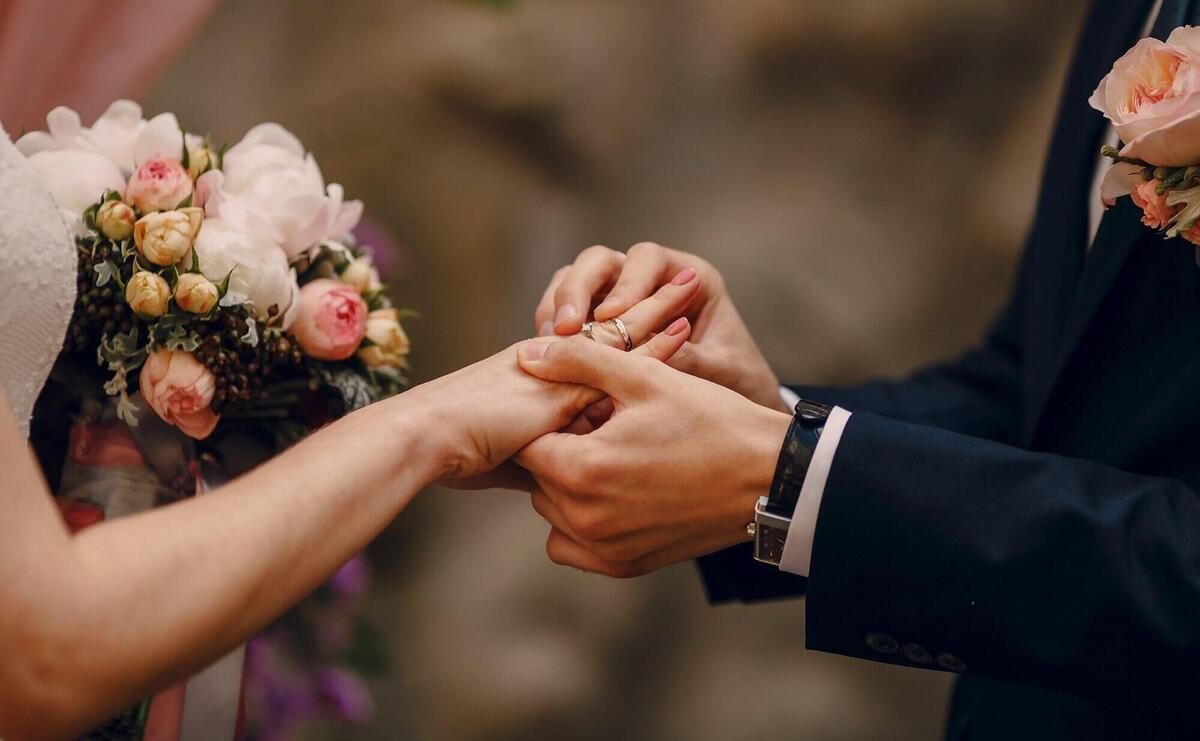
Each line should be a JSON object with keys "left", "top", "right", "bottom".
{"left": 697, "top": 285, "right": 1027, "bottom": 602}
{"left": 804, "top": 410, "right": 1200, "bottom": 712}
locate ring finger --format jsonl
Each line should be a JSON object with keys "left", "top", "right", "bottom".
{"left": 608, "top": 266, "right": 699, "bottom": 348}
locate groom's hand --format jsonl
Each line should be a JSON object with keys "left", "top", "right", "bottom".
{"left": 515, "top": 338, "right": 792, "bottom": 577}
{"left": 427, "top": 272, "right": 703, "bottom": 491}
{"left": 534, "top": 242, "right": 790, "bottom": 413}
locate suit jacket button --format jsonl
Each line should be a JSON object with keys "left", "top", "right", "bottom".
{"left": 865, "top": 633, "right": 898, "bottom": 654}
{"left": 902, "top": 643, "right": 932, "bottom": 664}
{"left": 937, "top": 652, "right": 967, "bottom": 672}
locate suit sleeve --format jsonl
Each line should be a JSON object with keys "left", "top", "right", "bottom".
{"left": 805, "top": 410, "right": 1200, "bottom": 711}
{"left": 697, "top": 268, "right": 1028, "bottom": 602}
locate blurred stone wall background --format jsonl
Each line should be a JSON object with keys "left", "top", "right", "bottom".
{"left": 149, "top": 0, "right": 1089, "bottom": 738}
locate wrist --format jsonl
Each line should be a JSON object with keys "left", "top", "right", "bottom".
{"left": 377, "top": 391, "right": 454, "bottom": 489}
{"left": 725, "top": 406, "right": 793, "bottom": 545}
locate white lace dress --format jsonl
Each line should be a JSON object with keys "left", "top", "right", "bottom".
{"left": 1, "top": 123, "right": 248, "bottom": 741}
{"left": 0, "top": 123, "right": 76, "bottom": 436}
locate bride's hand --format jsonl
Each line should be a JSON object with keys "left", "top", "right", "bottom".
{"left": 408, "top": 275, "right": 701, "bottom": 489}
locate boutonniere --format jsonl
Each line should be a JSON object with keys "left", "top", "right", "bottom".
{"left": 1092, "top": 26, "right": 1200, "bottom": 244}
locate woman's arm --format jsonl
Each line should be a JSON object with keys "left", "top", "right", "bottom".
{"left": 0, "top": 383, "right": 439, "bottom": 739}
{"left": 0, "top": 316, "right": 694, "bottom": 740}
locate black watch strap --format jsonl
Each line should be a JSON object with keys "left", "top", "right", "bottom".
{"left": 765, "top": 399, "right": 833, "bottom": 517}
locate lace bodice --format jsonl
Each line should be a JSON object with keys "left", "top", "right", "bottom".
{"left": 0, "top": 123, "right": 76, "bottom": 436}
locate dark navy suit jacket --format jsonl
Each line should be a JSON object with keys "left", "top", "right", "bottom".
{"left": 697, "top": 1, "right": 1200, "bottom": 738}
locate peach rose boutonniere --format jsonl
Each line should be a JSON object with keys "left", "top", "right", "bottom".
{"left": 1092, "top": 26, "right": 1200, "bottom": 246}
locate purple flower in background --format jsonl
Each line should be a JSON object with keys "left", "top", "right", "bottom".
{"left": 317, "top": 667, "right": 375, "bottom": 723}
{"left": 245, "top": 554, "right": 381, "bottom": 738}
{"left": 352, "top": 216, "right": 405, "bottom": 281}
{"left": 330, "top": 553, "right": 370, "bottom": 600}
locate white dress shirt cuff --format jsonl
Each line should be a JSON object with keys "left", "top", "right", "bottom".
{"left": 779, "top": 386, "right": 801, "bottom": 411}
{"left": 777, "top": 405, "right": 852, "bottom": 577}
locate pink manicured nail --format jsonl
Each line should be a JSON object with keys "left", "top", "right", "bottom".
{"left": 665, "top": 317, "right": 689, "bottom": 336}
{"left": 520, "top": 342, "right": 547, "bottom": 361}
{"left": 538, "top": 321, "right": 554, "bottom": 337}
{"left": 555, "top": 304, "right": 577, "bottom": 326}
{"left": 670, "top": 268, "right": 697, "bottom": 286}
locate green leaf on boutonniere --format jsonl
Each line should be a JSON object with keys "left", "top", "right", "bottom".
{"left": 175, "top": 194, "right": 193, "bottom": 210}
{"left": 181, "top": 131, "right": 190, "bottom": 170}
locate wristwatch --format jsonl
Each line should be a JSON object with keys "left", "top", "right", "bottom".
{"left": 750, "top": 398, "right": 833, "bottom": 565}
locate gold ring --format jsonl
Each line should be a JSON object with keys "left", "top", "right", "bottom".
{"left": 608, "top": 318, "right": 633, "bottom": 351}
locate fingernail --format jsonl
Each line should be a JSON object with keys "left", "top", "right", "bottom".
{"left": 520, "top": 342, "right": 547, "bottom": 361}
{"left": 665, "top": 317, "right": 689, "bottom": 336}
{"left": 555, "top": 304, "right": 577, "bottom": 326}
{"left": 670, "top": 267, "right": 697, "bottom": 286}
{"left": 538, "top": 321, "right": 554, "bottom": 337}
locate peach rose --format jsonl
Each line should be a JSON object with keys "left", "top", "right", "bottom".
{"left": 291, "top": 279, "right": 367, "bottom": 360}
{"left": 139, "top": 349, "right": 220, "bottom": 440}
{"left": 126, "top": 157, "right": 193, "bottom": 213}
{"left": 1183, "top": 222, "right": 1200, "bottom": 246}
{"left": 1129, "top": 179, "right": 1182, "bottom": 229}
{"left": 1090, "top": 27, "right": 1200, "bottom": 166}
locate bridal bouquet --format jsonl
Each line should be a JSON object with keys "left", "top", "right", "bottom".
{"left": 19, "top": 101, "right": 406, "bottom": 738}
{"left": 18, "top": 100, "right": 409, "bottom": 442}
{"left": 1094, "top": 26, "right": 1200, "bottom": 244}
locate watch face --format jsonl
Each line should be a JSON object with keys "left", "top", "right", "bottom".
{"left": 753, "top": 524, "right": 789, "bottom": 565}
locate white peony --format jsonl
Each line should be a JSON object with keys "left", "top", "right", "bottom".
{"left": 15, "top": 101, "right": 190, "bottom": 224}
{"left": 206, "top": 123, "right": 362, "bottom": 259}
{"left": 193, "top": 218, "right": 302, "bottom": 328}
{"left": 15, "top": 100, "right": 186, "bottom": 176}
{"left": 23, "top": 149, "right": 126, "bottom": 218}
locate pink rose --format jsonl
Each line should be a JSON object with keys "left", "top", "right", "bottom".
{"left": 1090, "top": 27, "right": 1200, "bottom": 166}
{"left": 139, "top": 349, "right": 220, "bottom": 440}
{"left": 1129, "top": 179, "right": 1182, "bottom": 229}
{"left": 126, "top": 157, "right": 193, "bottom": 213}
{"left": 291, "top": 279, "right": 368, "bottom": 360}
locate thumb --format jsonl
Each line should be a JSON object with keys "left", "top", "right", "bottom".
{"left": 517, "top": 318, "right": 691, "bottom": 402}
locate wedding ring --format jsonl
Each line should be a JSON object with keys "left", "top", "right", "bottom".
{"left": 608, "top": 317, "right": 633, "bottom": 352}
{"left": 579, "top": 319, "right": 633, "bottom": 351}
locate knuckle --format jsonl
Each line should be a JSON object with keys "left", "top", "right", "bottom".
{"left": 558, "top": 457, "right": 594, "bottom": 494}
{"left": 546, "top": 540, "right": 569, "bottom": 566}
{"left": 566, "top": 504, "right": 606, "bottom": 542}
{"left": 581, "top": 244, "right": 617, "bottom": 261}
{"left": 627, "top": 241, "right": 663, "bottom": 260}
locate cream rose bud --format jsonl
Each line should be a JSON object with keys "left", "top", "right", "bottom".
{"left": 125, "top": 270, "right": 171, "bottom": 317}
{"left": 126, "top": 157, "right": 193, "bottom": 213}
{"left": 174, "top": 273, "right": 219, "bottom": 314}
{"left": 96, "top": 200, "right": 136, "bottom": 241}
{"left": 340, "top": 256, "right": 372, "bottom": 291}
{"left": 134, "top": 208, "right": 203, "bottom": 266}
{"left": 359, "top": 308, "right": 410, "bottom": 369}
{"left": 187, "top": 146, "right": 214, "bottom": 181}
